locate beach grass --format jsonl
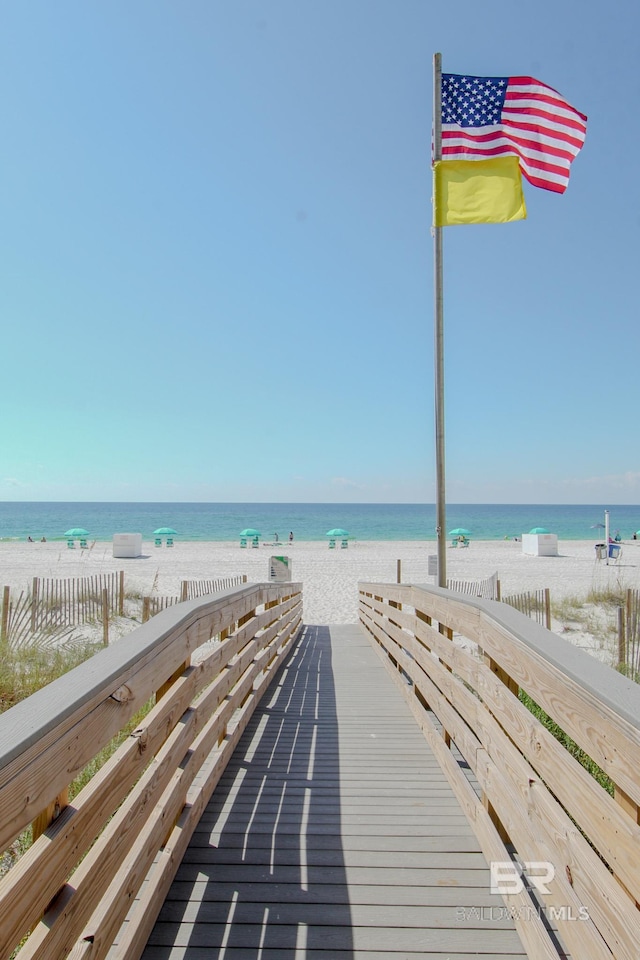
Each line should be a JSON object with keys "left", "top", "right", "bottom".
{"left": 0, "top": 637, "right": 103, "bottom": 713}
{"left": 519, "top": 691, "right": 613, "bottom": 795}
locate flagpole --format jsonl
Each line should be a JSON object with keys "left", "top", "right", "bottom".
{"left": 433, "top": 52, "right": 446, "bottom": 587}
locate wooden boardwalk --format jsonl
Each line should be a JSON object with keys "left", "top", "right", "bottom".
{"left": 141, "top": 623, "right": 527, "bottom": 959}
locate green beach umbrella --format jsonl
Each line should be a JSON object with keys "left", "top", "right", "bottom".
{"left": 240, "top": 528, "right": 260, "bottom": 537}
{"left": 448, "top": 528, "right": 471, "bottom": 537}
{"left": 529, "top": 527, "right": 549, "bottom": 534}
{"left": 326, "top": 528, "right": 349, "bottom": 537}
{"left": 64, "top": 528, "right": 89, "bottom": 537}
{"left": 153, "top": 527, "right": 177, "bottom": 535}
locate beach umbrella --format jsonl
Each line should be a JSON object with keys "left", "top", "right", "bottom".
{"left": 64, "top": 528, "right": 89, "bottom": 537}
{"left": 153, "top": 527, "right": 177, "bottom": 535}
{"left": 448, "top": 528, "right": 471, "bottom": 537}
{"left": 326, "top": 528, "right": 349, "bottom": 537}
{"left": 239, "top": 528, "right": 260, "bottom": 537}
{"left": 529, "top": 527, "right": 549, "bottom": 534}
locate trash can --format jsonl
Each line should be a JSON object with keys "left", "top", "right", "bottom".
{"left": 595, "top": 543, "right": 607, "bottom": 559}
{"left": 608, "top": 543, "right": 621, "bottom": 560}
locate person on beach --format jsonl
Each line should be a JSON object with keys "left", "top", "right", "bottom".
{"left": 274, "top": 533, "right": 279, "bottom": 543}
{"left": 289, "top": 531, "right": 294, "bottom": 542}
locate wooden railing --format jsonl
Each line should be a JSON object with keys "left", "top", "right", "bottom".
{"left": 359, "top": 581, "right": 640, "bottom": 960}
{"left": 0, "top": 581, "right": 302, "bottom": 960}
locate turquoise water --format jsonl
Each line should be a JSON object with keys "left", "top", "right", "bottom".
{"left": 0, "top": 502, "right": 637, "bottom": 542}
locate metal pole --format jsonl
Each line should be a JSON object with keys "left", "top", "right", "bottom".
{"left": 433, "top": 52, "right": 446, "bottom": 587}
{"left": 605, "top": 509, "right": 610, "bottom": 566}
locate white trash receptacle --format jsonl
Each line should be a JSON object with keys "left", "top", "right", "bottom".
{"left": 521, "top": 533, "right": 558, "bottom": 557}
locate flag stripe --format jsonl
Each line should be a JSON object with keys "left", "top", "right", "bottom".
{"left": 443, "top": 125, "right": 578, "bottom": 163}
{"left": 439, "top": 73, "right": 587, "bottom": 194}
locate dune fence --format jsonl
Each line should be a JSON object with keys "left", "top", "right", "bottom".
{"left": 502, "top": 587, "right": 551, "bottom": 630}
{"left": 141, "top": 576, "right": 247, "bottom": 623}
{"left": 0, "top": 573, "right": 125, "bottom": 648}
{"left": 445, "top": 571, "right": 501, "bottom": 600}
{"left": 1, "top": 573, "right": 249, "bottom": 648}
{"left": 618, "top": 588, "right": 640, "bottom": 675}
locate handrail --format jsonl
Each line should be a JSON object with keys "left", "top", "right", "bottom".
{"left": 0, "top": 581, "right": 302, "bottom": 960}
{"left": 359, "top": 581, "right": 640, "bottom": 960}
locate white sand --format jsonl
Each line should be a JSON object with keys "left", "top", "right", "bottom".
{"left": 2, "top": 537, "right": 639, "bottom": 627}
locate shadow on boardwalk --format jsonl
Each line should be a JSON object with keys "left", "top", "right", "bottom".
{"left": 144, "top": 624, "right": 354, "bottom": 958}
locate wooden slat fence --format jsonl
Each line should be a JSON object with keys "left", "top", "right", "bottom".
{"left": 141, "top": 577, "right": 247, "bottom": 623}
{"left": 1, "top": 572, "right": 124, "bottom": 646}
{"left": 0, "top": 580, "right": 302, "bottom": 960}
{"left": 179, "top": 574, "right": 247, "bottom": 602}
{"left": 502, "top": 587, "right": 551, "bottom": 630}
{"left": 618, "top": 588, "right": 640, "bottom": 675}
{"left": 141, "top": 595, "right": 179, "bottom": 623}
{"left": 359, "top": 580, "right": 640, "bottom": 960}
{"left": 446, "top": 571, "right": 500, "bottom": 600}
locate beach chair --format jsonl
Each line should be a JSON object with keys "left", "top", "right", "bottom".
{"left": 460, "top": 537, "right": 470, "bottom": 548}
{"left": 252, "top": 537, "right": 259, "bottom": 548}
{"left": 450, "top": 539, "right": 458, "bottom": 548}
{"left": 79, "top": 539, "right": 88, "bottom": 549}
{"left": 240, "top": 537, "right": 247, "bottom": 548}
{"left": 67, "top": 539, "right": 75, "bottom": 549}
{"left": 340, "top": 539, "right": 348, "bottom": 549}
{"left": 328, "top": 539, "right": 336, "bottom": 549}
{"left": 155, "top": 537, "right": 162, "bottom": 547}
{"left": 166, "top": 537, "right": 174, "bottom": 547}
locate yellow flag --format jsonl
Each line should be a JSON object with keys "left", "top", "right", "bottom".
{"left": 433, "top": 156, "right": 526, "bottom": 226}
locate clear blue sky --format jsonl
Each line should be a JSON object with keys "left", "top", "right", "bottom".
{"left": 1, "top": 1, "right": 637, "bottom": 504}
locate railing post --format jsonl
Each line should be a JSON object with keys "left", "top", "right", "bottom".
{"left": 614, "top": 784, "right": 639, "bottom": 905}
{"left": 156, "top": 660, "right": 190, "bottom": 703}
{"left": 142, "top": 597, "right": 150, "bottom": 623}
{"left": 32, "top": 789, "right": 69, "bottom": 842}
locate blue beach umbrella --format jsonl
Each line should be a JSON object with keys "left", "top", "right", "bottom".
{"left": 154, "top": 527, "right": 177, "bottom": 536}
{"left": 64, "top": 528, "right": 89, "bottom": 538}
{"left": 326, "top": 528, "right": 349, "bottom": 537}
{"left": 240, "top": 528, "right": 260, "bottom": 537}
{"left": 448, "top": 528, "right": 471, "bottom": 537}
{"left": 529, "top": 527, "right": 549, "bottom": 534}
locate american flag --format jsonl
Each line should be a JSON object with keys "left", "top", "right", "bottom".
{"left": 440, "top": 73, "right": 587, "bottom": 194}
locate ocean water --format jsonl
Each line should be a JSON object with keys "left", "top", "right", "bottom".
{"left": 0, "top": 502, "right": 638, "bottom": 543}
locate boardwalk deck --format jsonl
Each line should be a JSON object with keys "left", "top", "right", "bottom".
{"left": 141, "top": 623, "right": 527, "bottom": 959}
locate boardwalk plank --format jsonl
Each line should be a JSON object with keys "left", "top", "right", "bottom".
{"left": 140, "top": 624, "right": 526, "bottom": 958}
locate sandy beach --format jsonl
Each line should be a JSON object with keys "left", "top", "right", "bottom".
{"left": 2, "top": 537, "right": 639, "bottom": 630}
